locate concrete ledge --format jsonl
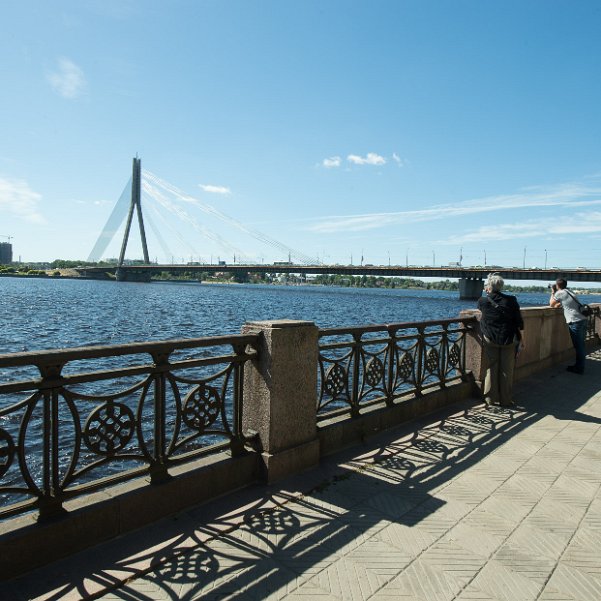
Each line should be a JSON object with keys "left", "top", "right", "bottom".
{"left": 318, "top": 379, "right": 476, "bottom": 457}
{"left": 0, "top": 451, "right": 258, "bottom": 580}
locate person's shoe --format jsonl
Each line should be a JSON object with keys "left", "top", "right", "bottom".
{"left": 566, "top": 365, "right": 584, "bottom": 374}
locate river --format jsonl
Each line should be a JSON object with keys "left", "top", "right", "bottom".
{"left": 1, "top": 276, "right": 593, "bottom": 355}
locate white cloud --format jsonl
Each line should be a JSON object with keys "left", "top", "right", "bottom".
{"left": 392, "top": 153, "right": 403, "bottom": 166}
{"left": 347, "top": 152, "right": 386, "bottom": 166}
{"left": 0, "top": 177, "right": 44, "bottom": 223}
{"left": 440, "top": 212, "right": 601, "bottom": 245}
{"left": 47, "top": 58, "right": 87, "bottom": 99}
{"left": 307, "top": 180, "right": 601, "bottom": 233}
{"left": 199, "top": 184, "right": 231, "bottom": 195}
{"left": 323, "top": 156, "right": 342, "bottom": 168}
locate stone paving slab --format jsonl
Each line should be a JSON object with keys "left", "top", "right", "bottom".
{"left": 4, "top": 350, "right": 601, "bottom": 600}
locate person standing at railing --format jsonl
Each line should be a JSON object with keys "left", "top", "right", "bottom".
{"left": 477, "top": 273, "right": 525, "bottom": 408}
{"left": 549, "top": 278, "right": 587, "bottom": 374}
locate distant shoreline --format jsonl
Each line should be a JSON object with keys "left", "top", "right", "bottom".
{"left": 2, "top": 271, "right": 601, "bottom": 295}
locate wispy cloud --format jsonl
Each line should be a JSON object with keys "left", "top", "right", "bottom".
{"left": 47, "top": 58, "right": 87, "bottom": 99}
{"left": 323, "top": 156, "right": 342, "bottom": 168}
{"left": 392, "top": 153, "right": 403, "bottom": 166}
{"left": 307, "top": 180, "right": 601, "bottom": 233}
{"left": 440, "top": 212, "right": 601, "bottom": 245}
{"left": 199, "top": 184, "right": 231, "bottom": 195}
{"left": 0, "top": 177, "right": 44, "bottom": 223}
{"left": 347, "top": 152, "right": 386, "bottom": 166}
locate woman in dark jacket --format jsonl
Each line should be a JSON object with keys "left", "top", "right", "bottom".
{"left": 477, "top": 273, "right": 524, "bottom": 407}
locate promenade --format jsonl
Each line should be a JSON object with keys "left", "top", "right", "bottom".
{"left": 5, "top": 352, "right": 601, "bottom": 600}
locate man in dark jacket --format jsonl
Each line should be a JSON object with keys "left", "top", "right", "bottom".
{"left": 477, "top": 273, "right": 524, "bottom": 407}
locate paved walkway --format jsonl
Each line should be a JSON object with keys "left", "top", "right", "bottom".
{"left": 6, "top": 352, "right": 601, "bottom": 601}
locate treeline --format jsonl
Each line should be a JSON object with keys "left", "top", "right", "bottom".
{"left": 0, "top": 264, "right": 52, "bottom": 276}
{"left": 49, "top": 259, "right": 116, "bottom": 268}
{"left": 309, "top": 274, "right": 459, "bottom": 289}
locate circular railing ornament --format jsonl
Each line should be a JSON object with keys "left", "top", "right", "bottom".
{"left": 183, "top": 384, "right": 221, "bottom": 431}
{"left": 397, "top": 352, "right": 414, "bottom": 379}
{"left": 0, "top": 428, "right": 15, "bottom": 478}
{"left": 426, "top": 348, "right": 440, "bottom": 372}
{"left": 324, "top": 363, "right": 346, "bottom": 397}
{"left": 84, "top": 402, "right": 135, "bottom": 455}
{"left": 365, "top": 357, "right": 384, "bottom": 387}
{"left": 449, "top": 343, "right": 461, "bottom": 367}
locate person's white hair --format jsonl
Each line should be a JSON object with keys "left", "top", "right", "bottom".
{"left": 486, "top": 273, "right": 504, "bottom": 292}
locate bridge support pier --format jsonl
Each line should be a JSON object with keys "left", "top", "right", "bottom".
{"left": 115, "top": 268, "right": 152, "bottom": 283}
{"left": 459, "top": 277, "right": 484, "bottom": 300}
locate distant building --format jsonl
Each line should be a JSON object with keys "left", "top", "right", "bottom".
{"left": 0, "top": 242, "right": 12, "bottom": 265}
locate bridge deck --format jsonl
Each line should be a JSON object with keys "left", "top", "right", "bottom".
{"left": 81, "top": 263, "right": 601, "bottom": 283}
{"left": 6, "top": 353, "right": 601, "bottom": 600}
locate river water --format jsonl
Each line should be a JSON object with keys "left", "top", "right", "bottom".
{"left": 0, "top": 276, "right": 592, "bottom": 354}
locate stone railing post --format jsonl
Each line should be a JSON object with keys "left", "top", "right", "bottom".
{"left": 241, "top": 319, "right": 320, "bottom": 483}
{"left": 460, "top": 310, "right": 485, "bottom": 384}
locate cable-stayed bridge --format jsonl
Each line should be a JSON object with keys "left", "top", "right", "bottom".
{"left": 87, "top": 157, "right": 319, "bottom": 268}
{"left": 81, "top": 158, "right": 601, "bottom": 298}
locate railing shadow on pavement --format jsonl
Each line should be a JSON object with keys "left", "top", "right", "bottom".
{"left": 7, "top": 350, "right": 601, "bottom": 601}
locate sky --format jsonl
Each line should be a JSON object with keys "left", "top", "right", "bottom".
{"left": 1, "top": 0, "right": 601, "bottom": 270}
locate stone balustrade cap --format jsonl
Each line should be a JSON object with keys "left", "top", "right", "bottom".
{"left": 244, "top": 319, "right": 316, "bottom": 329}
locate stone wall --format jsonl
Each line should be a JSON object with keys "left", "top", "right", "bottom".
{"left": 462, "top": 304, "right": 600, "bottom": 384}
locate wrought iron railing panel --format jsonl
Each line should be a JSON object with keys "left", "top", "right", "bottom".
{"left": 0, "top": 335, "right": 257, "bottom": 520}
{"left": 585, "top": 307, "right": 600, "bottom": 340}
{"left": 317, "top": 318, "right": 476, "bottom": 421}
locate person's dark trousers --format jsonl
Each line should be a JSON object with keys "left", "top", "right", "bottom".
{"left": 482, "top": 338, "right": 516, "bottom": 406}
{"left": 568, "top": 319, "right": 587, "bottom": 373}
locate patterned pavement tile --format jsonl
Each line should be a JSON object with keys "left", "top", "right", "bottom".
{"left": 462, "top": 507, "right": 517, "bottom": 540}
{"left": 418, "top": 540, "right": 487, "bottom": 588}
{"left": 541, "top": 562, "right": 601, "bottom": 601}
{"left": 298, "top": 554, "right": 402, "bottom": 601}
{"left": 455, "top": 582, "right": 505, "bottom": 600}
{"left": 433, "top": 475, "right": 498, "bottom": 506}
{"left": 475, "top": 496, "right": 531, "bottom": 526}
{"left": 494, "top": 542, "right": 557, "bottom": 584}
{"left": 466, "top": 559, "right": 543, "bottom": 601}
{"left": 372, "top": 558, "right": 463, "bottom": 601}
{"left": 364, "top": 489, "right": 431, "bottom": 520}
{"left": 375, "top": 520, "right": 438, "bottom": 557}
{"left": 504, "top": 523, "right": 571, "bottom": 561}
{"left": 530, "top": 498, "right": 587, "bottom": 529}
{"left": 439, "top": 522, "right": 502, "bottom": 558}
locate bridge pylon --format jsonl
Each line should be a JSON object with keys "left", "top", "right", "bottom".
{"left": 116, "top": 157, "right": 152, "bottom": 282}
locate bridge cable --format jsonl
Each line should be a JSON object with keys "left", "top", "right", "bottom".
{"left": 87, "top": 178, "right": 132, "bottom": 262}
{"left": 141, "top": 179, "right": 251, "bottom": 262}
{"left": 143, "top": 170, "right": 318, "bottom": 265}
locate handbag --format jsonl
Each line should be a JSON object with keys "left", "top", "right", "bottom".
{"left": 565, "top": 289, "right": 593, "bottom": 317}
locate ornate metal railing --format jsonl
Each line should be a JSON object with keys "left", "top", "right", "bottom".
{"left": 0, "top": 335, "right": 258, "bottom": 520}
{"left": 317, "top": 317, "right": 477, "bottom": 421}
{"left": 585, "top": 307, "right": 600, "bottom": 339}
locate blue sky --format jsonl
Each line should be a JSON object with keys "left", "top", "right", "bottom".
{"left": 1, "top": 0, "right": 601, "bottom": 269}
